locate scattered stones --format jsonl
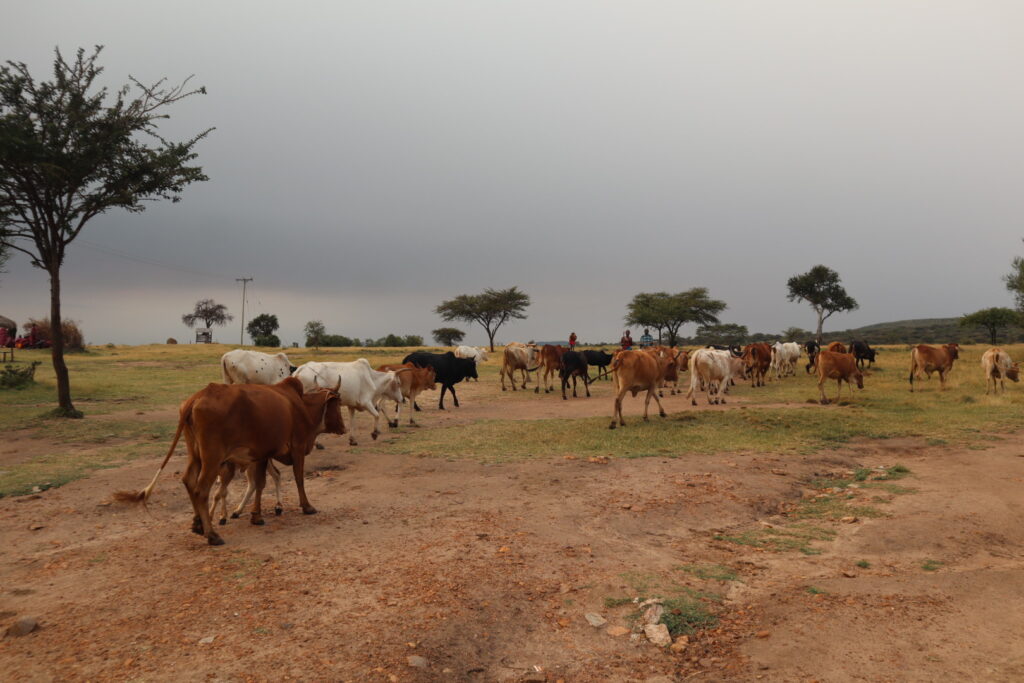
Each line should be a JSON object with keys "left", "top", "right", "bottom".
{"left": 584, "top": 612, "right": 607, "bottom": 627}
{"left": 756, "top": 630, "right": 771, "bottom": 638}
{"left": 629, "top": 633, "right": 644, "bottom": 644}
{"left": 28, "top": 524, "right": 44, "bottom": 531}
{"left": 842, "top": 570, "right": 857, "bottom": 578}
{"left": 643, "top": 604, "right": 664, "bottom": 625}
{"left": 520, "top": 672, "right": 546, "bottom": 683}
{"left": 406, "top": 655, "right": 429, "bottom": 669}
{"left": 606, "top": 625, "right": 631, "bottom": 637}
{"left": 670, "top": 637, "right": 688, "bottom": 653}
{"left": 6, "top": 617, "right": 39, "bottom": 637}
{"left": 643, "top": 623, "right": 672, "bottom": 647}
{"left": 198, "top": 636, "right": 215, "bottom": 645}
{"left": 841, "top": 516, "right": 859, "bottom": 524}
{"left": 638, "top": 598, "right": 663, "bottom": 608}
{"left": 621, "top": 503, "right": 633, "bottom": 510}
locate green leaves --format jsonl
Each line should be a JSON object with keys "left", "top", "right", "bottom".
{"left": 959, "top": 307, "right": 1020, "bottom": 345}
{"left": 435, "top": 287, "right": 531, "bottom": 350}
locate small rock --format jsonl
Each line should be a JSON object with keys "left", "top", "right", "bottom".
{"left": 699, "top": 657, "right": 714, "bottom": 668}
{"left": 198, "top": 636, "right": 215, "bottom": 645}
{"left": 638, "top": 598, "right": 663, "bottom": 608}
{"left": 643, "top": 604, "right": 664, "bottom": 625}
{"left": 6, "top": 617, "right": 39, "bottom": 637}
{"left": 407, "top": 655, "right": 429, "bottom": 668}
{"left": 756, "top": 630, "right": 771, "bottom": 638}
{"left": 643, "top": 623, "right": 672, "bottom": 647}
{"left": 842, "top": 570, "right": 857, "bottom": 578}
{"left": 279, "top": 622, "right": 294, "bottom": 630}
{"left": 621, "top": 503, "right": 632, "bottom": 509}
{"left": 841, "top": 516, "right": 858, "bottom": 524}
{"left": 629, "top": 633, "right": 644, "bottom": 644}
{"left": 558, "top": 583, "right": 571, "bottom": 594}
{"left": 584, "top": 612, "right": 607, "bottom": 627}
{"left": 670, "top": 639, "right": 688, "bottom": 653}
{"left": 606, "top": 625, "right": 631, "bottom": 637}
{"left": 28, "top": 524, "right": 44, "bottom": 531}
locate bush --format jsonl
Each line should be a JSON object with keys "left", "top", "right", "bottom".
{"left": 1, "top": 361, "right": 41, "bottom": 389}
{"left": 24, "top": 318, "right": 85, "bottom": 350}
{"left": 252, "top": 334, "right": 281, "bottom": 348}
{"left": 320, "top": 334, "right": 360, "bottom": 347}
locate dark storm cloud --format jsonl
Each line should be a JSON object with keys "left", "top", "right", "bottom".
{"left": 4, "top": 1, "right": 1023, "bottom": 345}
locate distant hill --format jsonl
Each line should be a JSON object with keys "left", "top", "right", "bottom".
{"left": 809, "top": 318, "right": 1023, "bottom": 345}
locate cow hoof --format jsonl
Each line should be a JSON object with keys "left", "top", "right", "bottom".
{"left": 371, "top": 431, "right": 379, "bottom": 441}
{"left": 820, "top": 399, "right": 829, "bottom": 405}
{"left": 250, "top": 516, "right": 265, "bottom": 526}
{"left": 608, "top": 422, "right": 617, "bottom": 430}
{"left": 230, "top": 512, "right": 240, "bottom": 519}
{"left": 274, "top": 506, "right": 283, "bottom": 516}
{"left": 643, "top": 416, "right": 650, "bottom": 422}
{"left": 349, "top": 438, "right": 358, "bottom": 446}
{"left": 218, "top": 518, "right": 226, "bottom": 526}
{"left": 534, "top": 387, "right": 539, "bottom": 394}
{"left": 502, "top": 387, "right": 507, "bottom": 392}
{"left": 191, "top": 518, "right": 204, "bottom": 535}
{"left": 659, "top": 412, "right": 667, "bottom": 418}
{"left": 315, "top": 443, "right": 325, "bottom": 450}
{"left": 207, "top": 535, "right": 225, "bottom": 546}
{"left": 563, "top": 396, "right": 567, "bottom": 401}
{"left": 302, "top": 506, "right": 318, "bottom": 515}
{"left": 691, "top": 401, "right": 697, "bottom": 407}
{"left": 388, "top": 421, "right": 398, "bottom": 428}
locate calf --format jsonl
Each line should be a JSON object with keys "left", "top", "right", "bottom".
{"left": 115, "top": 378, "right": 344, "bottom": 546}
{"left": 293, "top": 360, "right": 406, "bottom": 445}
{"left": 981, "top": 347, "right": 1019, "bottom": 395}
{"left": 377, "top": 363, "right": 437, "bottom": 426}
{"left": 909, "top": 343, "right": 960, "bottom": 392}
{"left": 559, "top": 350, "right": 592, "bottom": 400}
{"left": 849, "top": 340, "right": 876, "bottom": 369}
{"left": 402, "top": 351, "right": 478, "bottom": 408}
{"left": 582, "top": 349, "right": 614, "bottom": 380}
{"left": 608, "top": 350, "right": 669, "bottom": 428}
{"left": 815, "top": 350, "right": 864, "bottom": 404}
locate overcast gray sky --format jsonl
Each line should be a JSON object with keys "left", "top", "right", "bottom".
{"left": 3, "top": 1, "right": 1023, "bottom": 346}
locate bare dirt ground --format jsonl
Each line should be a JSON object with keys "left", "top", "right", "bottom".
{"left": 3, "top": 381, "right": 1024, "bottom": 682}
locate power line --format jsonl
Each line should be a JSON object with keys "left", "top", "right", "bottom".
{"left": 77, "top": 239, "right": 227, "bottom": 280}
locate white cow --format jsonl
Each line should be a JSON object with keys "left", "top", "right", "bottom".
{"left": 770, "top": 342, "right": 802, "bottom": 378}
{"left": 221, "top": 349, "right": 295, "bottom": 385}
{"left": 454, "top": 345, "right": 488, "bottom": 381}
{"left": 686, "top": 348, "right": 734, "bottom": 405}
{"left": 293, "top": 359, "right": 406, "bottom": 445}
{"left": 981, "top": 347, "right": 1020, "bottom": 395}
{"left": 500, "top": 343, "right": 538, "bottom": 391}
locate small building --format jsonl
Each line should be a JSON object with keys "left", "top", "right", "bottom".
{"left": 195, "top": 328, "right": 213, "bottom": 344}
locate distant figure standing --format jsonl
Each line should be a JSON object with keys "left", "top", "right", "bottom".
{"left": 620, "top": 330, "right": 633, "bottom": 351}
{"left": 639, "top": 328, "right": 654, "bottom": 348}
{"left": 568, "top": 331, "right": 578, "bottom": 351}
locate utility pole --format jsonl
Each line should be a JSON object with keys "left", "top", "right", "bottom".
{"left": 236, "top": 277, "right": 253, "bottom": 344}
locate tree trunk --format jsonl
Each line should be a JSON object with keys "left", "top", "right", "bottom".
{"left": 48, "top": 264, "right": 82, "bottom": 418}
{"left": 990, "top": 326, "right": 998, "bottom": 345}
{"left": 815, "top": 310, "right": 824, "bottom": 344}
{"left": 487, "top": 329, "right": 496, "bottom": 353}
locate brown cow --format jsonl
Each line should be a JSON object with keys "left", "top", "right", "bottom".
{"left": 826, "top": 341, "right": 847, "bottom": 353}
{"left": 535, "top": 344, "right": 565, "bottom": 394}
{"left": 609, "top": 350, "right": 670, "bottom": 429}
{"left": 742, "top": 343, "right": 772, "bottom": 387}
{"left": 116, "top": 377, "right": 345, "bottom": 546}
{"left": 981, "top": 347, "right": 1019, "bottom": 395}
{"left": 815, "top": 350, "right": 864, "bottom": 404}
{"left": 909, "top": 343, "right": 960, "bottom": 392}
{"left": 377, "top": 363, "right": 437, "bottom": 426}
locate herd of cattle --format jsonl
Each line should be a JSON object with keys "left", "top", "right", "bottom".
{"left": 117, "top": 340, "right": 1020, "bottom": 545}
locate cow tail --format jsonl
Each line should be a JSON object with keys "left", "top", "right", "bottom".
{"left": 113, "top": 410, "right": 188, "bottom": 505}
{"left": 908, "top": 349, "right": 916, "bottom": 389}
{"left": 220, "top": 356, "right": 232, "bottom": 384}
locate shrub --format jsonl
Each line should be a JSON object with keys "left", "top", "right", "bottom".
{"left": 24, "top": 318, "right": 85, "bottom": 351}
{"left": 1, "top": 361, "right": 41, "bottom": 389}
{"left": 252, "top": 334, "right": 281, "bottom": 348}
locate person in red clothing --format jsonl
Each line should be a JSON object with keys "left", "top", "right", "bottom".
{"left": 620, "top": 330, "right": 633, "bottom": 350}
{"left": 568, "top": 331, "right": 577, "bottom": 350}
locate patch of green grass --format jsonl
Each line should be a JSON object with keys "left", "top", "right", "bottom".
{"left": 603, "top": 596, "right": 634, "bottom": 609}
{"left": 856, "top": 560, "right": 871, "bottom": 569}
{"left": 806, "top": 585, "right": 828, "bottom": 595}
{"left": 0, "top": 441, "right": 153, "bottom": 498}
{"left": 717, "top": 523, "right": 836, "bottom": 555}
{"left": 921, "top": 559, "right": 944, "bottom": 572}
{"left": 659, "top": 595, "right": 719, "bottom": 636}
{"left": 793, "top": 494, "right": 884, "bottom": 521}
{"left": 676, "top": 563, "right": 739, "bottom": 582}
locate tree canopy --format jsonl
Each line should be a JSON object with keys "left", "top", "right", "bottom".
{"left": 625, "top": 289, "right": 727, "bottom": 346}
{"left": 786, "top": 265, "right": 858, "bottom": 343}
{"left": 693, "top": 323, "right": 748, "bottom": 346}
{"left": 183, "top": 299, "right": 232, "bottom": 329}
{"left": 435, "top": 286, "right": 530, "bottom": 351}
{"left": 959, "top": 307, "right": 1020, "bottom": 345}
{"left": 246, "top": 313, "right": 280, "bottom": 347}
{"left": 304, "top": 320, "right": 326, "bottom": 349}
{"left": 0, "top": 46, "right": 209, "bottom": 416}
{"left": 1005, "top": 250, "right": 1024, "bottom": 312}
{"left": 432, "top": 327, "right": 465, "bottom": 347}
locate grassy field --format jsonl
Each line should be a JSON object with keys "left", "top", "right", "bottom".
{"left": 1, "top": 342, "right": 1022, "bottom": 495}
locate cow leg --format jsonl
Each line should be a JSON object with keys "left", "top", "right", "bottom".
{"left": 182, "top": 455, "right": 205, "bottom": 536}
{"left": 347, "top": 407, "right": 359, "bottom": 445}
{"left": 561, "top": 375, "right": 569, "bottom": 401}
{"left": 583, "top": 374, "right": 591, "bottom": 398}
{"left": 835, "top": 379, "right": 843, "bottom": 403}
{"left": 500, "top": 368, "right": 508, "bottom": 391}
{"left": 438, "top": 384, "right": 448, "bottom": 410}
{"left": 818, "top": 376, "right": 829, "bottom": 405}
{"left": 610, "top": 389, "right": 626, "bottom": 429}
{"left": 269, "top": 462, "right": 283, "bottom": 516}
{"left": 192, "top": 458, "right": 225, "bottom": 545}
{"left": 249, "top": 459, "right": 268, "bottom": 527}
{"left": 449, "top": 384, "right": 460, "bottom": 407}
{"left": 212, "top": 462, "right": 235, "bottom": 526}
{"left": 365, "top": 403, "right": 382, "bottom": 441}
{"left": 291, "top": 456, "right": 316, "bottom": 515}
{"left": 651, "top": 389, "right": 667, "bottom": 418}
{"left": 413, "top": 400, "right": 422, "bottom": 411}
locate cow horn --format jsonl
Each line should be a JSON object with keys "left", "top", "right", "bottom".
{"left": 332, "top": 377, "right": 342, "bottom": 393}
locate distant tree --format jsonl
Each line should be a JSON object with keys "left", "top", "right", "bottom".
{"left": 246, "top": 313, "right": 280, "bottom": 346}
{"left": 781, "top": 326, "right": 811, "bottom": 341}
{"left": 321, "top": 334, "right": 358, "bottom": 347}
{"left": 435, "top": 286, "right": 530, "bottom": 352}
{"left": 0, "top": 239, "right": 8, "bottom": 282}
{"left": 959, "top": 307, "right": 1020, "bottom": 345}
{"left": 786, "top": 265, "right": 859, "bottom": 343}
{"left": 432, "top": 327, "right": 465, "bottom": 347}
{"left": 626, "top": 289, "right": 727, "bottom": 346}
{"left": 304, "top": 320, "right": 326, "bottom": 349}
{"left": 0, "top": 47, "right": 210, "bottom": 417}
{"left": 694, "top": 323, "right": 748, "bottom": 346}
{"left": 1005, "top": 248, "right": 1024, "bottom": 312}
{"left": 182, "top": 299, "right": 232, "bottom": 330}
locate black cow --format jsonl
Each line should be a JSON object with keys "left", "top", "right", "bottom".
{"left": 559, "top": 351, "right": 592, "bottom": 400}
{"left": 804, "top": 341, "right": 820, "bottom": 374}
{"left": 582, "top": 350, "right": 614, "bottom": 380}
{"left": 402, "top": 351, "right": 478, "bottom": 410}
{"left": 849, "top": 340, "right": 876, "bottom": 369}
{"left": 707, "top": 344, "right": 742, "bottom": 358}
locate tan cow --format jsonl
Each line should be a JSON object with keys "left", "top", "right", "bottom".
{"left": 500, "top": 343, "right": 538, "bottom": 391}
{"left": 534, "top": 344, "right": 565, "bottom": 394}
{"left": 981, "top": 348, "right": 1020, "bottom": 395}
{"left": 815, "top": 350, "right": 864, "bottom": 404}
{"left": 609, "top": 350, "right": 669, "bottom": 429}
{"left": 377, "top": 363, "right": 437, "bottom": 426}
{"left": 909, "top": 343, "right": 960, "bottom": 392}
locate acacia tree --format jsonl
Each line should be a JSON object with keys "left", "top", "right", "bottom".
{"left": 435, "top": 286, "right": 530, "bottom": 352}
{"left": 960, "top": 307, "right": 1020, "bottom": 344}
{"left": 182, "top": 299, "right": 232, "bottom": 329}
{"left": 432, "top": 327, "right": 465, "bottom": 346}
{"left": 246, "top": 313, "right": 280, "bottom": 347}
{"left": 304, "top": 320, "right": 325, "bottom": 349}
{"left": 0, "top": 47, "right": 210, "bottom": 417}
{"left": 786, "top": 265, "right": 858, "bottom": 343}
{"left": 626, "top": 288, "right": 727, "bottom": 346}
